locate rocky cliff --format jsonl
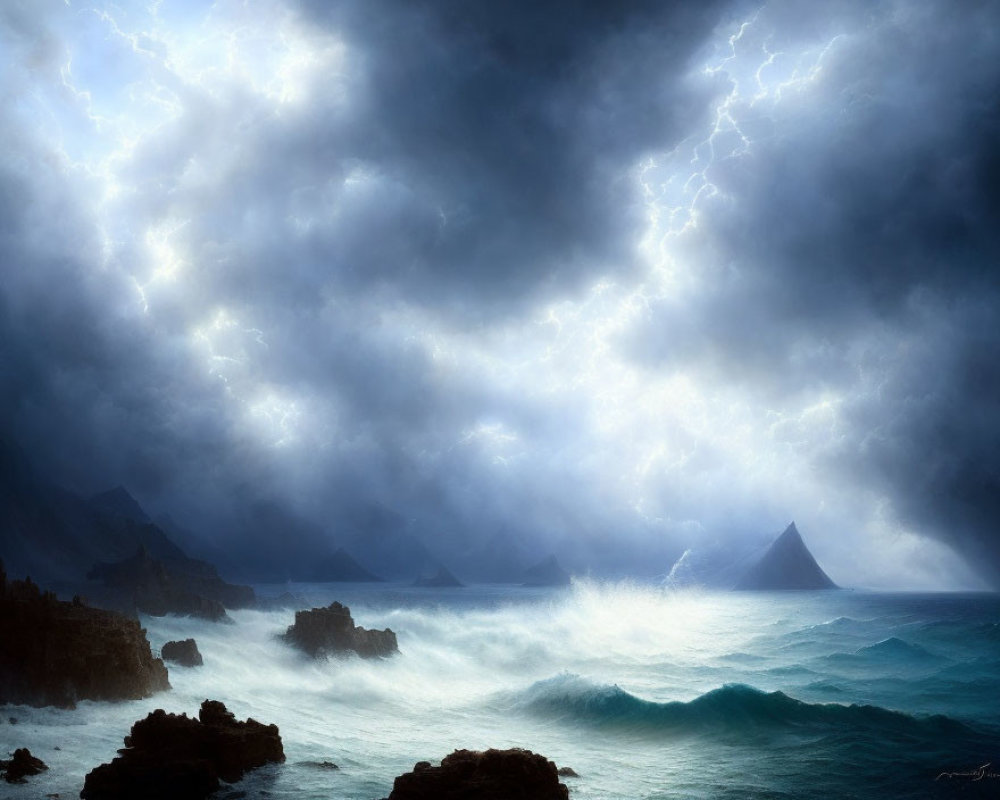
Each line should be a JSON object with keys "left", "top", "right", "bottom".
{"left": 0, "top": 560, "right": 170, "bottom": 708}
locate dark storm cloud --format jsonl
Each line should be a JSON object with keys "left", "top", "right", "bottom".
{"left": 625, "top": 1, "right": 1000, "bottom": 584}
{"left": 846, "top": 298, "right": 1000, "bottom": 586}
{"left": 0, "top": 0, "right": 728, "bottom": 577}
{"left": 288, "top": 0, "right": 727, "bottom": 312}
{"left": 3, "top": 0, "right": 1000, "bottom": 586}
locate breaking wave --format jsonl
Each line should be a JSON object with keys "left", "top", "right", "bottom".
{"left": 513, "top": 674, "right": 971, "bottom": 737}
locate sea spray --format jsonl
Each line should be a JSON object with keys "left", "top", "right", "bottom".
{"left": 1, "top": 582, "right": 999, "bottom": 799}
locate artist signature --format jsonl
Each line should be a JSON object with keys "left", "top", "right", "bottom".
{"left": 936, "top": 763, "right": 1000, "bottom": 782}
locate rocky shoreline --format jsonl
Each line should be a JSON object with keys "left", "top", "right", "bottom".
{"left": 0, "top": 560, "right": 169, "bottom": 708}
{"left": 0, "top": 564, "right": 571, "bottom": 799}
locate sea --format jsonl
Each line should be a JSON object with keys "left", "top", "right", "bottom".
{"left": 2, "top": 581, "right": 999, "bottom": 800}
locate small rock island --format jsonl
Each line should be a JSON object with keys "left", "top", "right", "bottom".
{"left": 1, "top": 748, "right": 48, "bottom": 784}
{"left": 281, "top": 601, "right": 398, "bottom": 658}
{"left": 161, "top": 638, "right": 204, "bottom": 667}
{"left": 413, "top": 565, "right": 464, "bottom": 587}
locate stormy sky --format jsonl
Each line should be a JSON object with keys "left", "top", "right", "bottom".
{"left": 1, "top": 0, "right": 998, "bottom": 588}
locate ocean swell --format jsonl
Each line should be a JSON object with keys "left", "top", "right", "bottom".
{"left": 513, "top": 674, "right": 972, "bottom": 738}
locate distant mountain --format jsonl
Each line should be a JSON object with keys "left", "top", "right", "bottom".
{"left": 522, "top": 555, "right": 571, "bottom": 587}
{"left": 413, "top": 565, "right": 463, "bottom": 588}
{"left": 0, "top": 451, "right": 184, "bottom": 588}
{"left": 344, "top": 519, "right": 438, "bottom": 580}
{"left": 457, "top": 531, "right": 530, "bottom": 583}
{"left": 0, "top": 439, "right": 254, "bottom": 609}
{"left": 90, "top": 486, "right": 151, "bottom": 524}
{"left": 308, "top": 547, "right": 384, "bottom": 582}
{"left": 735, "top": 522, "right": 838, "bottom": 590}
{"left": 664, "top": 541, "right": 765, "bottom": 589}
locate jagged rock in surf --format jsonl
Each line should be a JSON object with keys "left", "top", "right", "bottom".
{"left": 161, "top": 638, "right": 203, "bottom": 667}
{"left": 0, "top": 560, "right": 169, "bottom": 708}
{"left": 736, "top": 522, "right": 838, "bottom": 590}
{"left": 80, "top": 700, "right": 284, "bottom": 800}
{"left": 282, "top": 601, "right": 398, "bottom": 658}
{"left": 413, "top": 565, "right": 464, "bottom": 587}
{"left": 1, "top": 748, "right": 48, "bottom": 783}
{"left": 522, "top": 555, "right": 571, "bottom": 587}
{"left": 386, "top": 748, "right": 569, "bottom": 800}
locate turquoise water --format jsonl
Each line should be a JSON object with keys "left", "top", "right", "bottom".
{"left": 2, "top": 582, "right": 998, "bottom": 799}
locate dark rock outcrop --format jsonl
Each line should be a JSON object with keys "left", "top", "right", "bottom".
{"left": 522, "top": 555, "right": 571, "bottom": 587}
{"left": 1, "top": 748, "right": 48, "bottom": 783}
{"left": 0, "top": 560, "right": 170, "bottom": 708}
{"left": 80, "top": 700, "right": 284, "bottom": 800}
{"left": 282, "top": 601, "right": 398, "bottom": 658}
{"left": 298, "top": 760, "right": 340, "bottom": 770}
{"left": 161, "top": 639, "right": 203, "bottom": 667}
{"left": 736, "top": 522, "right": 839, "bottom": 590}
{"left": 413, "top": 566, "right": 463, "bottom": 588}
{"left": 88, "top": 546, "right": 255, "bottom": 621}
{"left": 386, "top": 748, "right": 569, "bottom": 800}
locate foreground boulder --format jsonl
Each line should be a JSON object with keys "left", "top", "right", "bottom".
{"left": 1, "top": 748, "right": 48, "bottom": 783}
{"left": 0, "top": 560, "right": 169, "bottom": 708}
{"left": 161, "top": 639, "right": 203, "bottom": 667}
{"left": 387, "top": 748, "right": 569, "bottom": 800}
{"left": 282, "top": 601, "right": 398, "bottom": 658}
{"left": 81, "top": 700, "right": 284, "bottom": 800}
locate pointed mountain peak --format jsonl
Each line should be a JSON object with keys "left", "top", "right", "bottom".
{"left": 90, "top": 486, "right": 150, "bottom": 524}
{"left": 522, "top": 554, "right": 571, "bottom": 587}
{"left": 309, "top": 547, "right": 384, "bottom": 582}
{"left": 414, "top": 564, "right": 464, "bottom": 588}
{"left": 736, "top": 523, "right": 838, "bottom": 590}
{"left": 778, "top": 521, "right": 800, "bottom": 541}
{"left": 770, "top": 522, "right": 809, "bottom": 554}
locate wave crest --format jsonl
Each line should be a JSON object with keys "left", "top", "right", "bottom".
{"left": 514, "top": 674, "right": 970, "bottom": 736}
